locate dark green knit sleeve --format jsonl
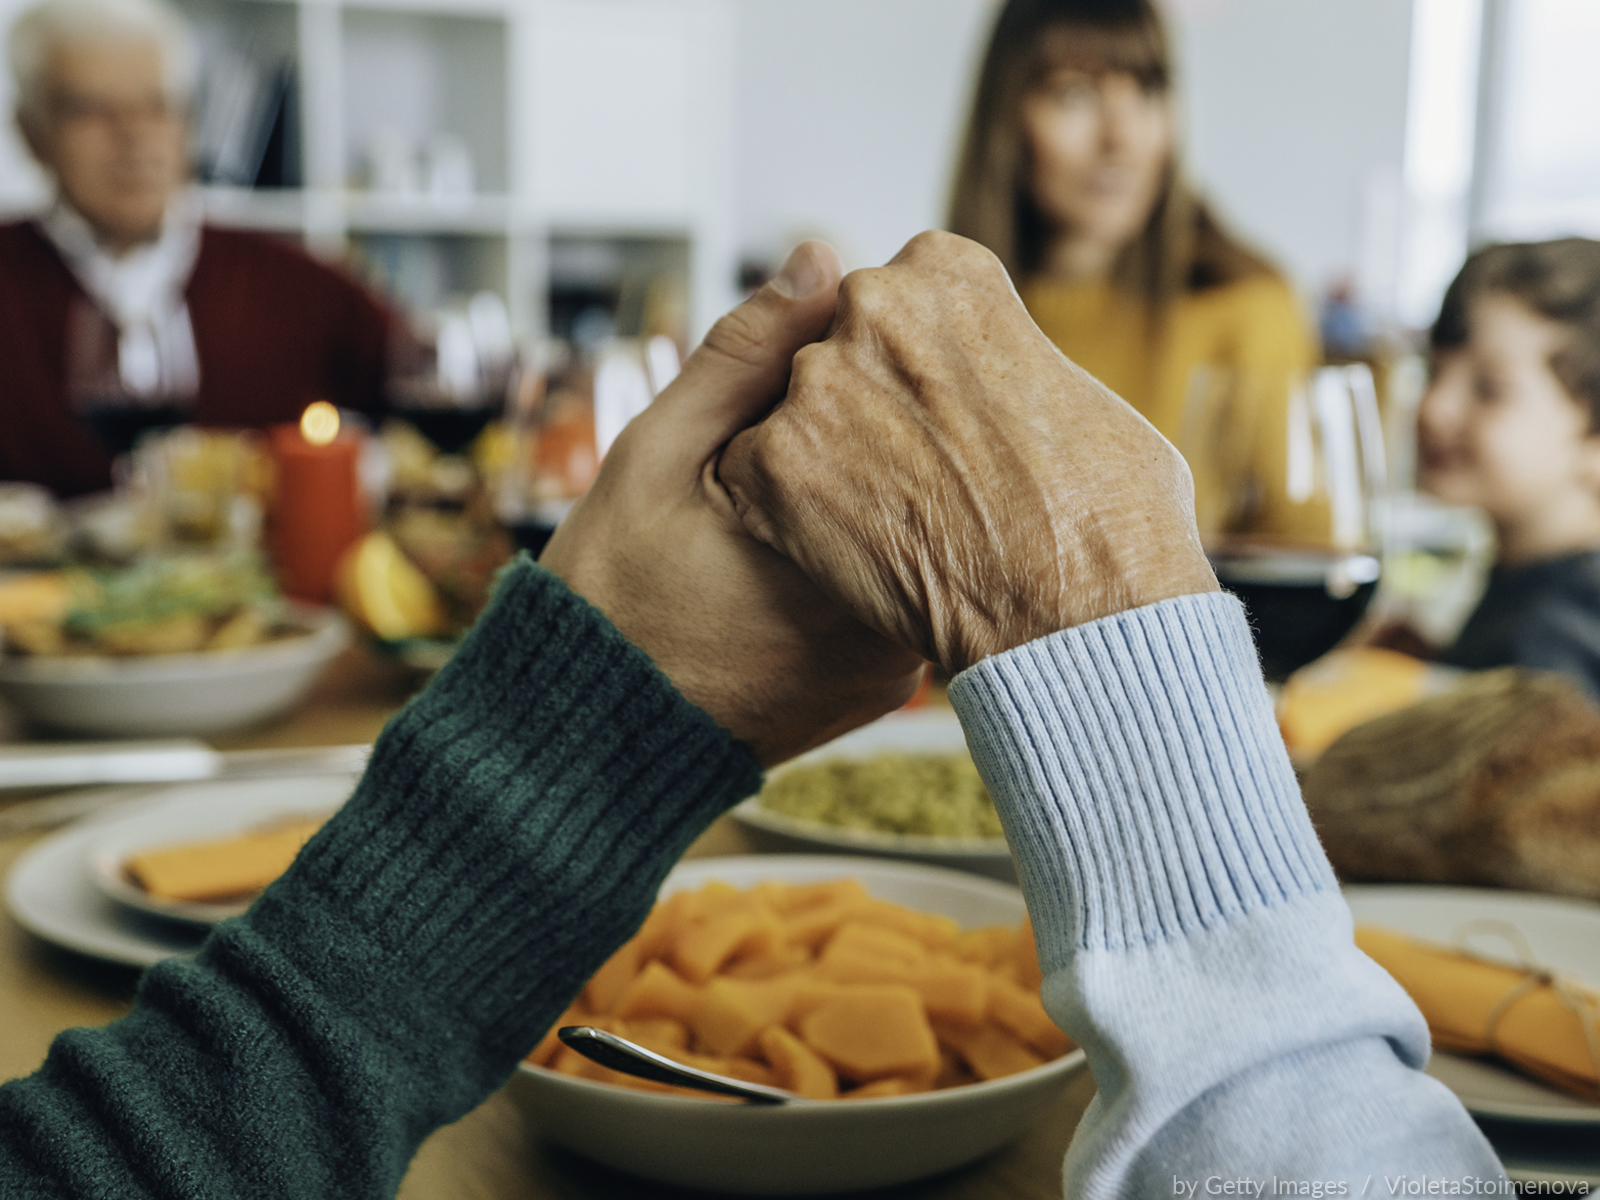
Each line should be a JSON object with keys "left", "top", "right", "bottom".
{"left": 0, "top": 556, "right": 763, "bottom": 1199}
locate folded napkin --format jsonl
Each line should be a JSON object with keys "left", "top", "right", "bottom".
{"left": 1356, "top": 923, "right": 1600, "bottom": 1102}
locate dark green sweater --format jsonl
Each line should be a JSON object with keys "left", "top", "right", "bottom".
{"left": 0, "top": 557, "right": 762, "bottom": 1198}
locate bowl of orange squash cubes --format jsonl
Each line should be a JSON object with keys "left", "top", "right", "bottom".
{"left": 508, "top": 855, "right": 1087, "bottom": 1195}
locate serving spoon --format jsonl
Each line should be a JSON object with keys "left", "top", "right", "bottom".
{"left": 557, "top": 1026, "right": 807, "bottom": 1105}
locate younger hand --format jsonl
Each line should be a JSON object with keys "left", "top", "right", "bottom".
{"left": 717, "top": 231, "right": 1218, "bottom": 675}
{"left": 540, "top": 243, "right": 925, "bottom": 764}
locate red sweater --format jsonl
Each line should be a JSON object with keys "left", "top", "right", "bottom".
{"left": 0, "top": 220, "right": 393, "bottom": 497}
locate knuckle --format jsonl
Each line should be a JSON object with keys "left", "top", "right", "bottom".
{"left": 838, "top": 268, "right": 891, "bottom": 319}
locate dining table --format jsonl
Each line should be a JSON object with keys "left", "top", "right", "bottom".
{"left": 0, "top": 646, "right": 1094, "bottom": 1200}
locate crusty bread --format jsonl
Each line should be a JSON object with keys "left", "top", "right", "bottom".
{"left": 1302, "top": 668, "right": 1600, "bottom": 900}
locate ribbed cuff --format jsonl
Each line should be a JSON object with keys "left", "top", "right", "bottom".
{"left": 948, "top": 592, "right": 1336, "bottom": 970}
{"left": 203, "top": 556, "right": 761, "bottom": 1096}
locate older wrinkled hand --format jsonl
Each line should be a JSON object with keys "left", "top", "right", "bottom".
{"left": 717, "top": 231, "right": 1218, "bottom": 676}
{"left": 540, "top": 242, "right": 925, "bottom": 766}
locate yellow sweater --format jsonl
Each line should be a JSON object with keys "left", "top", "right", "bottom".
{"left": 1023, "top": 273, "right": 1322, "bottom": 543}
{"left": 1020, "top": 273, "right": 1318, "bottom": 444}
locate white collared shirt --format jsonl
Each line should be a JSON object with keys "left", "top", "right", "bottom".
{"left": 38, "top": 192, "right": 203, "bottom": 401}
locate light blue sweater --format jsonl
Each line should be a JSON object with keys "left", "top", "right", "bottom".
{"left": 951, "top": 591, "right": 1504, "bottom": 1197}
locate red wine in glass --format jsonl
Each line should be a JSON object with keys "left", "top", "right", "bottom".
{"left": 1210, "top": 544, "right": 1380, "bottom": 682}
{"left": 79, "top": 401, "right": 191, "bottom": 456}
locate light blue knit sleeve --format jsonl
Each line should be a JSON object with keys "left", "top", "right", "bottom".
{"left": 947, "top": 592, "right": 1504, "bottom": 1199}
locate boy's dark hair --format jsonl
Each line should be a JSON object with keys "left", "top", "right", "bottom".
{"left": 1432, "top": 238, "right": 1600, "bottom": 429}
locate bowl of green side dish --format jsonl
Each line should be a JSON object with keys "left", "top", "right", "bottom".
{"left": 0, "top": 555, "right": 347, "bottom": 736}
{"left": 730, "top": 710, "right": 1015, "bottom": 882}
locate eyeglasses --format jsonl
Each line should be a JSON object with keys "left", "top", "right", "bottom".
{"left": 47, "top": 91, "right": 184, "bottom": 130}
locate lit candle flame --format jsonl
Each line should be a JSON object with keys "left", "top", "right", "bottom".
{"left": 300, "top": 401, "right": 340, "bottom": 446}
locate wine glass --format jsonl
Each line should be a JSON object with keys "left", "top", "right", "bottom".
{"left": 496, "top": 336, "right": 675, "bottom": 557}
{"left": 387, "top": 293, "right": 516, "bottom": 457}
{"left": 66, "top": 298, "right": 194, "bottom": 458}
{"left": 1179, "top": 364, "right": 1387, "bottom": 682}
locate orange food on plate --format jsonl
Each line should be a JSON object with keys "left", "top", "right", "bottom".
{"left": 127, "top": 816, "right": 327, "bottom": 902}
{"left": 1277, "top": 646, "right": 1431, "bottom": 759}
{"left": 526, "top": 878, "right": 1073, "bottom": 1100}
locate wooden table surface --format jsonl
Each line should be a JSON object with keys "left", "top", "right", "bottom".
{"left": 0, "top": 649, "right": 1090, "bottom": 1200}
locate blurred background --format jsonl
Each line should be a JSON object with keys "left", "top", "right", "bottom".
{"left": 1, "top": 0, "right": 1594, "bottom": 347}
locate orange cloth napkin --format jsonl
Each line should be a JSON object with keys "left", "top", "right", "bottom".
{"left": 1356, "top": 924, "right": 1600, "bottom": 1102}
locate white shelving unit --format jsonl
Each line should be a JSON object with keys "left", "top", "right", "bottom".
{"left": 176, "top": 0, "right": 736, "bottom": 343}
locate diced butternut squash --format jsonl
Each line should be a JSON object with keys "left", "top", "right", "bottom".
{"left": 916, "top": 957, "right": 990, "bottom": 1025}
{"left": 782, "top": 897, "right": 866, "bottom": 950}
{"left": 722, "top": 941, "right": 811, "bottom": 979}
{"left": 854, "top": 898, "right": 960, "bottom": 950}
{"left": 934, "top": 1045, "right": 979, "bottom": 1089}
{"left": 950, "top": 925, "right": 1015, "bottom": 968}
{"left": 762, "top": 878, "right": 869, "bottom": 915}
{"left": 673, "top": 911, "right": 771, "bottom": 984}
{"left": 799, "top": 985, "right": 940, "bottom": 1082}
{"left": 940, "top": 1022, "right": 1045, "bottom": 1081}
{"left": 615, "top": 961, "right": 702, "bottom": 1023}
{"left": 844, "top": 1075, "right": 928, "bottom": 1099}
{"left": 635, "top": 892, "right": 690, "bottom": 961}
{"left": 720, "top": 1057, "right": 779, "bottom": 1088}
{"left": 815, "top": 923, "right": 924, "bottom": 986}
{"left": 583, "top": 938, "right": 640, "bottom": 1014}
{"left": 989, "top": 977, "right": 1073, "bottom": 1057}
{"left": 822, "top": 922, "right": 928, "bottom": 969}
{"left": 690, "top": 976, "right": 797, "bottom": 1056}
{"left": 759, "top": 1025, "right": 839, "bottom": 1100}
{"left": 617, "top": 1016, "right": 688, "bottom": 1055}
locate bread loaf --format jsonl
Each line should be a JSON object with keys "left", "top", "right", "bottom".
{"left": 1301, "top": 668, "right": 1600, "bottom": 900}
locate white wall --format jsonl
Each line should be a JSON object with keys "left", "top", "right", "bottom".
{"left": 732, "top": 0, "right": 1417, "bottom": 304}
{"left": 1171, "top": 0, "right": 1415, "bottom": 301}
{"left": 731, "top": 0, "right": 993, "bottom": 271}
{"left": 0, "top": 0, "right": 51, "bottom": 216}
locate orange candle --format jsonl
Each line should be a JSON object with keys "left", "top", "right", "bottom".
{"left": 268, "top": 403, "right": 367, "bottom": 603}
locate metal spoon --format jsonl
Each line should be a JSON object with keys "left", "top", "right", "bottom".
{"left": 557, "top": 1026, "right": 806, "bottom": 1105}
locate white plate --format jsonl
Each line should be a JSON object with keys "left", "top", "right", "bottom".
{"left": 1343, "top": 884, "right": 1600, "bottom": 1126}
{"left": 83, "top": 781, "right": 349, "bottom": 926}
{"left": 5, "top": 775, "right": 357, "bottom": 966}
{"left": 729, "top": 710, "right": 1015, "bottom": 882}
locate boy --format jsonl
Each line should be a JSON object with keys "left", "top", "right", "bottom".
{"left": 1418, "top": 238, "right": 1600, "bottom": 698}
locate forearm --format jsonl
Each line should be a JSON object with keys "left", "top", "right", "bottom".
{"left": 950, "top": 593, "right": 1502, "bottom": 1197}
{"left": 0, "top": 557, "right": 760, "bottom": 1199}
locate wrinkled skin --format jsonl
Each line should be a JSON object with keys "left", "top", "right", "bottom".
{"left": 541, "top": 243, "right": 925, "bottom": 766}
{"left": 717, "top": 231, "right": 1219, "bottom": 676}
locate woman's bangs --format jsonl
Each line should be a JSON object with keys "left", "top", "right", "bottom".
{"left": 1033, "top": 18, "right": 1169, "bottom": 90}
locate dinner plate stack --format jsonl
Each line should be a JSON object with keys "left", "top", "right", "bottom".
{"left": 1344, "top": 885, "right": 1600, "bottom": 1188}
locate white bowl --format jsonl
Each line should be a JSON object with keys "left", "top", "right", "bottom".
{"left": 508, "top": 855, "right": 1085, "bottom": 1195}
{"left": 0, "top": 606, "right": 347, "bottom": 736}
{"left": 729, "top": 710, "right": 1016, "bottom": 882}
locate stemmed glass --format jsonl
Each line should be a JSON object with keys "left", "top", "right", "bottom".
{"left": 1179, "top": 364, "right": 1387, "bottom": 681}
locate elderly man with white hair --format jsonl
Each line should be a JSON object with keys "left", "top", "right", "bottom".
{"left": 0, "top": 0, "right": 393, "bottom": 497}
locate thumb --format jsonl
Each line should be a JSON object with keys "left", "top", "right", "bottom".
{"left": 656, "top": 240, "right": 842, "bottom": 451}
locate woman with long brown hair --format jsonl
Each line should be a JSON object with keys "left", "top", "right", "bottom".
{"left": 949, "top": 0, "right": 1316, "bottom": 442}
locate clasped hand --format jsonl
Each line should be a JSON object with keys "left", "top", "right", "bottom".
{"left": 542, "top": 231, "right": 1217, "bottom": 766}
